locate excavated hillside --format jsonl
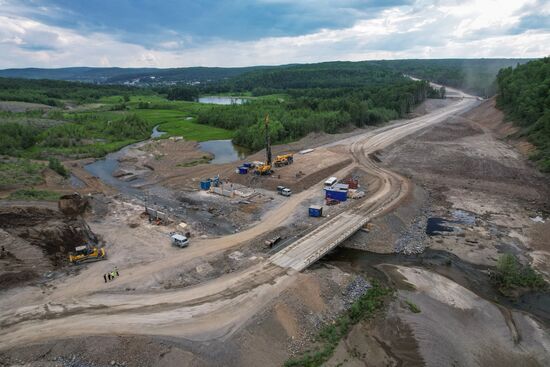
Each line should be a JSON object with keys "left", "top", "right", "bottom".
{"left": 0, "top": 200, "right": 97, "bottom": 289}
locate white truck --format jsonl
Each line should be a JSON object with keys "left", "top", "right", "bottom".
{"left": 324, "top": 176, "right": 337, "bottom": 186}
{"left": 170, "top": 233, "right": 189, "bottom": 248}
{"left": 277, "top": 186, "right": 292, "bottom": 197}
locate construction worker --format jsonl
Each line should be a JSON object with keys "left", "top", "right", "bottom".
{"left": 103, "top": 274, "right": 107, "bottom": 283}
{"left": 114, "top": 266, "right": 119, "bottom": 277}
{"left": 110, "top": 270, "right": 116, "bottom": 280}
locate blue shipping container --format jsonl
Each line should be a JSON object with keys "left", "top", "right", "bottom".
{"left": 238, "top": 166, "right": 249, "bottom": 174}
{"left": 309, "top": 206, "right": 323, "bottom": 217}
{"left": 200, "top": 180, "right": 211, "bottom": 190}
{"left": 325, "top": 189, "right": 347, "bottom": 202}
{"left": 243, "top": 162, "right": 253, "bottom": 168}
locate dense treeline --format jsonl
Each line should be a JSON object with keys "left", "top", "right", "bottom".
{"left": 0, "top": 77, "right": 149, "bottom": 106}
{"left": 163, "top": 86, "right": 200, "bottom": 101}
{"left": 196, "top": 64, "right": 436, "bottom": 150}
{"left": 496, "top": 57, "right": 550, "bottom": 172}
{"left": 373, "top": 59, "right": 532, "bottom": 97}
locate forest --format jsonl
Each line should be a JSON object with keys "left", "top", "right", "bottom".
{"left": 0, "top": 62, "right": 440, "bottom": 154}
{"left": 496, "top": 57, "right": 550, "bottom": 172}
{"left": 192, "top": 63, "right": 437, "bottom": 150}
{"left": 0, "top": 77, "right": 146, "bottom": 106}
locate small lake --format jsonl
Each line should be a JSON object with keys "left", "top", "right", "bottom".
{"left": 198, "top": 96, "right": 247, "bottom": 105}
{"left": 198, "top": 140, "right": 248, "bottom": 164}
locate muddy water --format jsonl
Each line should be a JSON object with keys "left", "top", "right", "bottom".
{"left": 198, "top": 140, "right": 249, "bottom": 164}
{"left": 84, "top": 143, "right": 144, "bottom": 197}
{"left": 323, "top": 248, "right": 550, "bottom": 326}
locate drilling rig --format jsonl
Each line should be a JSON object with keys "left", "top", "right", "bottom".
{"left": 254, "top": 114, "right": 273, "bottom": 175}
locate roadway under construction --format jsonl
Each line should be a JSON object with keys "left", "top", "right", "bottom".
{"left": 0, "top": 95, "right": 478, "bottom": 350}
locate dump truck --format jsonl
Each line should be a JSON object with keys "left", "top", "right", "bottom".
{"left": 274, "top": 154, "right": 294, "bottom": 167}
{"left": 69, "top": 244, "right": 107, "bottom": 265}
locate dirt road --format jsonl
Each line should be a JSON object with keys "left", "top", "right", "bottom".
{"left": 0, "top": 97, "right": 478, "bottom": 351}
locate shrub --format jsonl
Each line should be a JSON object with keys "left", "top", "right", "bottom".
{"left": 48, "top": 157, "right": 69, "bottom": 177}
{"left": 490, "top": 253, "right": 546, "bottom": 292}
{"left": 285, "top": 280, "right": 393, "bottom": 367}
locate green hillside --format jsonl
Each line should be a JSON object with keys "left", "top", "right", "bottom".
{"left": 496, "top": 57, "right": 550, "bottom": 172}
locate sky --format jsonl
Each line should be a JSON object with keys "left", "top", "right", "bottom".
{"left": 0, "top": 0, "right": 549, "bottom": 68}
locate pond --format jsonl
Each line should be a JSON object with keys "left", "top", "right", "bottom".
{"left": 198, "top": 96, "right": 247, "bottom": 105}
{"left": 198, "top": 140, "right": 249, "bottom": 164}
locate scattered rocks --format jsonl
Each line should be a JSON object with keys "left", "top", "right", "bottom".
{"left": 395, "top": 210, "right": 429, "bottom": 255}
{"left": 343, "top": 276, "right": 371, "bottom": 307}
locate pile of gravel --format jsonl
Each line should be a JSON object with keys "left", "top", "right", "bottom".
{"left": 394, "top": 210, "right": 429, "bottom": 255}
{"left": 343, "top": 276, "right": 371, "bottom": 307}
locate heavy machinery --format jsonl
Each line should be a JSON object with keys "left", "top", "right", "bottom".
{"left": 274, "top": 153, "right": 294, "bottom": 167}
{"left": 254, "top": 114, "right": 273, "bottom": 175}
{"left": 69, "top": 244, "right": 107, "bottom": 265}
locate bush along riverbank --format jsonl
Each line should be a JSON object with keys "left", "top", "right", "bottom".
{"left": 285, "top": 280, "right": 393, "bottom": 367}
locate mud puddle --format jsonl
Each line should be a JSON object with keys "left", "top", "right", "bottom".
{"left": 323, "top": 248, "right": 550, "bottom": 326}
{"left": 426, "top": 209, "right": 476, "bottom": 235}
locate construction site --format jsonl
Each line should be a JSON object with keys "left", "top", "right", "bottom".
{"left": 1, "top": 87, "right": 550, "bottom": 367}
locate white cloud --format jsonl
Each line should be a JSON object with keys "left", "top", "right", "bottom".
{"left": 0, "top": 0, "right": 548, "bottom": 68}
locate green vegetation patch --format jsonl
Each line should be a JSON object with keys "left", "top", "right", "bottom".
{"left": 490, "top": 253, "right": 547, "bottom": 294}
{"left": 7, "top": 189, "right": 61, "bottom": 201}
{"left": 285, "top": 281, "right": 393, "bottom": 367}
{"left": 176, "top": 156, "right": 213, "bottom": 167}
{"left": 135, "top": 109, "right": 233, "bottom": 141}
{"left": 0, "top": 158, "right": 44, "bottom": 186}
{"left": 405, "top": 300, "right": 421, "bottom": 313}
{"left": 48, "top": 157, "right": 69, "bottom": 177}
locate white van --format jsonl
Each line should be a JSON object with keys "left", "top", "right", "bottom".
{"left": 171, "top": 233, "right": 189, "bottom": 248}
{"left": 324, "top": 177, "right": 338, "bottom": 186}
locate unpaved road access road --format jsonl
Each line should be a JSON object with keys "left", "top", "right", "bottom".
{"left": 0, "top": 97, "right": 478, "bottom": 350}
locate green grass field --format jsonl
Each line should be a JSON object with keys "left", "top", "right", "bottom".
{"left": 7, "top": 189, "right": 61, "bottom": 201}
{"left": 0, "top": 159, "right": 44, "bottom": 186}
{"left": 135, "top": 109, "right": 233, "bottom": 141}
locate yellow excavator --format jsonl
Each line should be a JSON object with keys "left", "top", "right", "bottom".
{"left": 254, "top": 114, "right": 273, "bottom": 175}
{"left": 274, "top": 153, "right": 294, "bottom": 167}
{"left": 69, "top": 244, "right": 107, "bottom": 265}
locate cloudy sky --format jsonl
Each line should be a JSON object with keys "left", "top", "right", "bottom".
{"left": 0, "top": 0, "right": 549, "bottom": 68}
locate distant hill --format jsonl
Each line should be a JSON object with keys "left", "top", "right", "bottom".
{"left": 0, "top": 66, "right": 268, "bottom": 84}
{"left": 0, "top": 59, "right": 536, "bottom": 96}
